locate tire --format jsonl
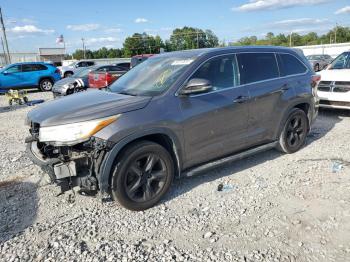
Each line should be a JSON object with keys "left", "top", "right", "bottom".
{"left": 9, "top": 99, "right": 13, "bottom": 106}
{"left": 64, "top": 72, "right": 73, "bottom": 78}
{"left": 277, "top": 108, "right": 309, "bottom": 154}
{"left": 23, "top": 96, "right": 29, "bottom": 103}
{"left": 39, "top": 78, "right": 54, "bottom": 92}
{"left": 111, "top": 141, "right": 174, "bottom": 211}
{"left": 314, "top": 64, "right": 320, "bottom": 72}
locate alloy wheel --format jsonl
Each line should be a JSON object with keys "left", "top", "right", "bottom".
{"left": 286, "top": 115, "right": 306, "bottom": 148}
{"left": 124, "top": 153, "right": 167, "bottom": 202}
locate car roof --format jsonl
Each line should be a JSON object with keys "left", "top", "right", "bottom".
{"left": 155, "top": 46, "right": 302, "bottom": 59}
{"left": 8, "top": 61, "right": 51, "bottom": 66}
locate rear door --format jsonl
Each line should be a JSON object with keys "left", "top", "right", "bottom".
{"left": 21, "top": 64, "right": 46, "bottom": 86}
{"left": 180, "top": 54, "right": 250, "bottom": 167}
{"left": 236, "top": 52, "right": 285, "bottom": 146}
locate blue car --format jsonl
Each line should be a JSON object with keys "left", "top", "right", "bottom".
{"left": 0, "top": 62, "right": 61, "bottom": 92}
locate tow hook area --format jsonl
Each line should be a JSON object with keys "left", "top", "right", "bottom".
{"left": 26, "top": 137, "right": 110, "bottom": 198}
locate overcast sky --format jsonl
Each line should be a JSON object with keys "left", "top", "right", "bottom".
{"left": 2, "top": 0, "right": 350, "bottom": 53}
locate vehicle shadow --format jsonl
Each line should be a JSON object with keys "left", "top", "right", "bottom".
{"left": 164, "top": 108, "right": 346, "bottom": 204}
{"left": 0, "top": 180, "right": 38, "bottom": 243}
{"left": 0, "top": 104, "right": 28, "bottom": 114}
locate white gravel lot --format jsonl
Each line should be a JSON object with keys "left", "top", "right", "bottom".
{"left": 0, "top": 91, "right": 350, "bottom": 262}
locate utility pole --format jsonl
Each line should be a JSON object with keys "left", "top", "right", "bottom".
{"left": 0, "top": 36, "right": 7, "bottom": 64}
{"left": 289, "top": 32, "right": 293, "bottom": 47}
{"left": 335, "top": 23, "right": 338, "bottom": 44}
{"left": 81, "top": 38, "right": 86, "bottom": 59}
{"left": 196, "top": 30, "right": 199, "bottom": 49}
{"left": 0, "top": 7, "right": 11, "bottom": 64}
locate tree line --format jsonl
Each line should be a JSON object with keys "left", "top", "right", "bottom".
{"left": 70, "top": 26, "right": 350, "bottom": 60}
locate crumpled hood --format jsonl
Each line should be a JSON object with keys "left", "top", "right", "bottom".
{"left": 27, "top": 90, "right": 152, "bottom": 126}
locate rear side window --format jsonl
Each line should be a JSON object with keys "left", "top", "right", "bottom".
{"left": 237, "top": 53, "right": 279, "bottom": 84}
{"left": 34, "top": 64, "right": 47, "bottom": 71}
{"left": 279, "top": 54, "right": 307, "bottom": 76}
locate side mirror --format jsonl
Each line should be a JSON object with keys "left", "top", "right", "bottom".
{"left": 178, "top": 78, "right": 212, "bottom": 95}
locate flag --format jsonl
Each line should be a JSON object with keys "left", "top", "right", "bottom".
{"left": 56, "top": 35, "right": 64, "bottom": 44}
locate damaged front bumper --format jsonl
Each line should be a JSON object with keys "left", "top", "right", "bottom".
{"left": 25, "top": 136, "right": 112, "bottom": 194}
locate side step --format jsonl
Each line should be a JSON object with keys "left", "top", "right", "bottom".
{"left": 182, "top": 141, "right": 278, "bottom": 177}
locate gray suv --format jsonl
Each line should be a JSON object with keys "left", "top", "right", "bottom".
{"left": 26, "top": 46, "right": 319, "bottom": 211}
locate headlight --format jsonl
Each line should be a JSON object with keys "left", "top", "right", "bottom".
{"left": 39, "top": 115, "right": 120, "bottom": 144}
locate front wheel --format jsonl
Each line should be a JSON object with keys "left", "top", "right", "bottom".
{"left": 39, "top": 79, "right": 53, "bottom": 92}
{"left": 277, "top": 108, "right": 308, "bottom": 154}
{"left": 111, "top": 141, "right": 174, "bottom": 211}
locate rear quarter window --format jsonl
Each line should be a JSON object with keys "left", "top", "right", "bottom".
{"left": 278, "top": 53, "right": 307, "bottom": 76}
{"left": 237, "top": 53, "right": 279, "bottom": 84}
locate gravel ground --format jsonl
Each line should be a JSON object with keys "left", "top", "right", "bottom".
{"left": 0, "top": 91, "right": 350, "bottom": 262}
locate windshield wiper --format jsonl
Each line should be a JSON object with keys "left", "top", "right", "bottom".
{"left": 118, "top": 91, "right": 137, "bottom": 96}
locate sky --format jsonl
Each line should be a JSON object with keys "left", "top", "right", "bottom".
{"left": 1, "top": 0, "right": 350, "bottom": 53}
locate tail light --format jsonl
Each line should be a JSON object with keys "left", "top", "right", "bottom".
{"left": 311, "top": 75, "right": 321, "bottom": 88}
{"left": 105, "top": 73, "right": 112, "bottom": 86}
{"left": 55, "top": 68, "right": 60, "bottom": 74}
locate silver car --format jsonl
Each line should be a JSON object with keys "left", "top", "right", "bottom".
{"left": 306, "top": 54, "right": 333, "bottom": 72}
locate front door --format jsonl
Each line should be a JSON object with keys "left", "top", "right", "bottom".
{"left": 179, "top": 54, "right": 250, "bottom": 168}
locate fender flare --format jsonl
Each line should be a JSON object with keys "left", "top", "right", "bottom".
{"left": 275, "top": 98, "right": 312, "bottom": 139}
{"left": 98, "top": 128, "right": 183, "bottom": 193}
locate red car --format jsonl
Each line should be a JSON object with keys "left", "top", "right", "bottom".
{"left": 131, "top": 54, "right": 154, "bottom": 68}
{"left": 88, "top": 63, "right": 130, "bottom": 89}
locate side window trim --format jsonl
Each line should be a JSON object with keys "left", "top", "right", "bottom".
{"left": 175, "top": 51, "right": 309, "bottom": 97}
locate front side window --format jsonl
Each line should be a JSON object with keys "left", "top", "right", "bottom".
{"left": 189, "top": 55, "right": 239, "bottom": 91}
{"left": 279, "top": 53, "right": 307, "bottom": 76}
{"left": 237, "top": 53, "right": 279, "bottom": 84}
{"left": 6, "top": 65, "right": 22, "bottom": 73}
{"left": 109, "top": 55, "right": 198, "bottom": 96}
{"left": 330, "top": 53, "right": 350, "bottom": 69}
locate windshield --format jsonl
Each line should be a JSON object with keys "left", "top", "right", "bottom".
{"left": 109, "top": 55, "right": 197, "bottom": 96}
{"left": 330, "top": 52, "right": 350, "bottom": 69}
{"left": 74, "top": 67, "right": 94, "bottom": 77}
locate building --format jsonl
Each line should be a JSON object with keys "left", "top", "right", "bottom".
{"left": 0, "top": 47, "right": 65, "bottom": 67}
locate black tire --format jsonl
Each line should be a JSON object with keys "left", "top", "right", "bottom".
{"left": 23, "top": 96, "right": 29, "bottom": 103}
{"left": 39, "top": 78, "right": 54, "bottom": 92}
{"left": 314, "top": 64, "right": 320, "bottom": 72}
{"left": 111, "top": 141, "right": 174, "bottom": 211}
{"left": 9, "top": 99, "right": 13, "bottom": 106}
{"left": 277, "top": 108, "right": 309, "bottom": 154}
{"left": 64, "top": 72, "right": 73, "bottom": 78}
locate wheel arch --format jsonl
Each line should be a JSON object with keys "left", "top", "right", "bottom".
{"left": 98, "top": 129, "right": 183, "bottom": 194}
{"left": 275, "top": 101, "right": 312, "bottom": 139}
{"left": 38, "top": 76, "right": 54, "bottom": 86}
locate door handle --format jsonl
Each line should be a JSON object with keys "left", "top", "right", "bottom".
{"left": 233, "top": 95, "right": 249, "bottom": 103}
{"left": 281, "top": 84, "right": 290, "bottom": 91}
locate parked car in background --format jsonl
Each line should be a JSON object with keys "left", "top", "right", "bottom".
{"left": 58, "top": 60, "right": 95, "bottom": 78}
{"left": 131, "top": 54, "right": 154, "bottom": 68}
{"left": 26, "top": 46, "right": 319, "bottom": 211}
{"left": 317, "top": 51, "right": 350, "bottom": 110}
{"left": 88, "top": 64, "right": 129, "bottom": 89}
{"left": 0, "top": 62, "right": 61, "bottom": 91}
{"left": 306, "top": 54, "right": 333, "bottom": 72}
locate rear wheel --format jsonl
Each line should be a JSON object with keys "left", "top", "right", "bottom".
{"left": 277, "top": 108, "right": 308, "bottom": 154}
{"left": 111, "top": 141, "right": 174, "bottom": 211}
{"left": 39, "top": 79, "right": 53, "bottom": 92}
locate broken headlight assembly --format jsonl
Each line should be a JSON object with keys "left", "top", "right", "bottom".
{"left": 39, "top": 115, "right": 120, "bottom": 145}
